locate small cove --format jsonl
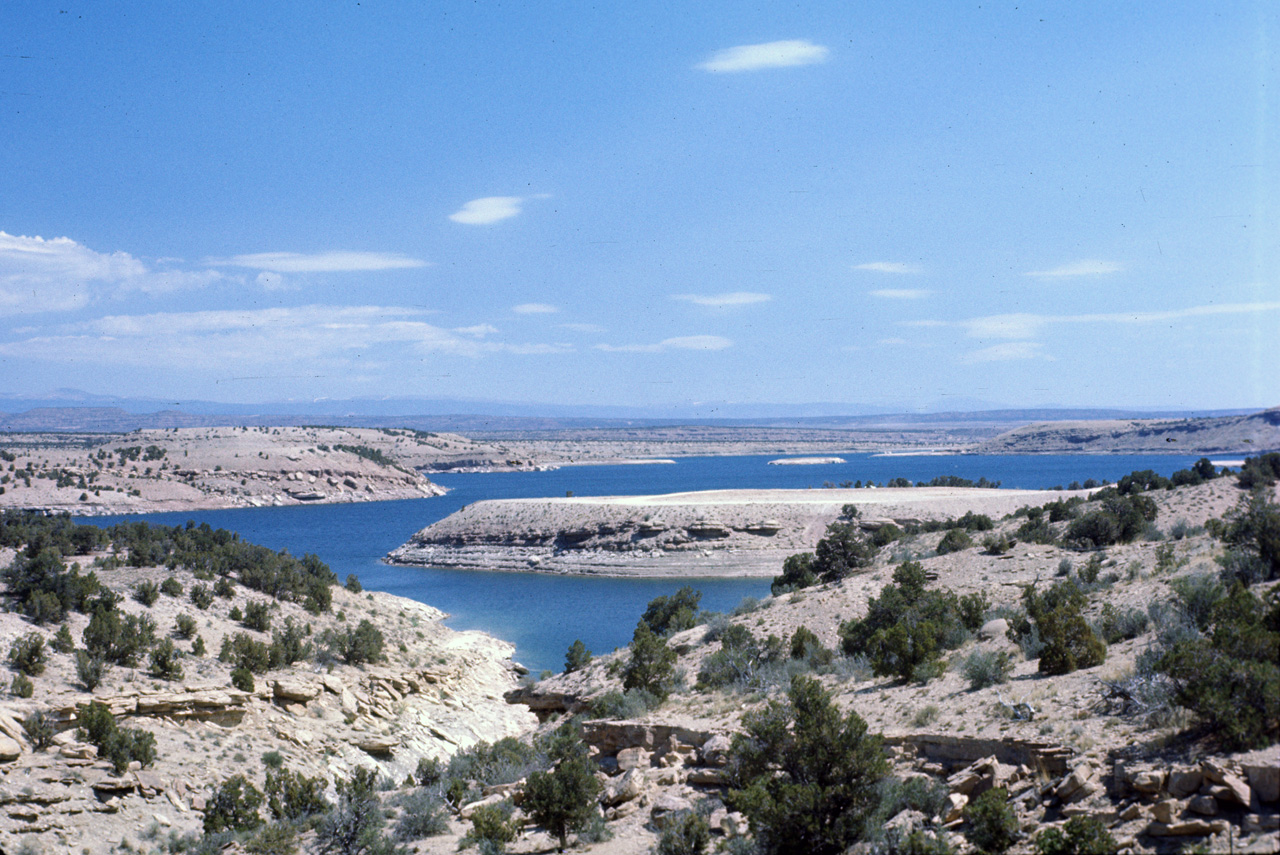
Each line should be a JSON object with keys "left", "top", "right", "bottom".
{"left": 77, "top": 452, "right": 1204, "bottom": 672}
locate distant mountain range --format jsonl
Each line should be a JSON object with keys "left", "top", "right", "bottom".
{"left": 0, "top": 398, "right": 1266, "bottom": 435}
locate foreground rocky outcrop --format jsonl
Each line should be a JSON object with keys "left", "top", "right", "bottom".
{"left": 388, "top": 487, "right": 1087, "bottom": 576}
{"left": 0, "top": 559, "right": 535, "bottom": 855}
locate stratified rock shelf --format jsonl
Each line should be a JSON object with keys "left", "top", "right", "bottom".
{"left": 387, "top": 487, "right": 1085, "bottom": 576}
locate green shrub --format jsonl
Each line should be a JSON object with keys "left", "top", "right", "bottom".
{"left": 1012, "top": 580, "right": 1106, "bottom": 675}
{"left": 345, "top": 574, "right": 362, "bottom": 593}
{"left": 319, "top": 619, "right": 384, "bottom": 666}
{"left": 265, "top": 767, "right": 329, "bottom": 822}
{"left": 1155, "top": 583, "right": 1280, "bottom": 749}
{"left": 242, "top": 600, "right": 272, "bottom": 632}
{"left": 654, "top": 811, "right": 711, "bottom": 855}
{"left": 175, "top": 613, "right": 198, "bottom": 639}
{"left": 262, "top": 750, "right": 285, "bottom": 769}
{"left": 563, "top": 639, "right": 592, "bottom": 673}
{"left": 621, "top": 620, "right": 677, "bottom": 700}
{"left": 214, "top": 576, "right": 236, "bottom": 598}
{"left": 414, "top": 756, "right": 443, "bottom": 787}
{"left": 789, "top": 625, "right": 833, "bottom": 666}
{"left": 75, "top": 649, "right": 105, "bottom": 690}
{"left": 83, "top": 609, "right": 156, "bottom": 667}
{"left": 1033, "top": 816, "right": 1118, "bottom": 855}
{"left": 522, "top": 725, "right": 602, "bottom": 852}
{"left": 771, "top": 552, "right": 817, "bottom": 595}
{"left": 21, "top": 710, "right": 55, "bottom": 750}
{"left": 75, "top": 700, "right": 156, "bottom": 773}
{"left": 8, "top": 631, "right": 47, "bottom": 676}
{"left": 982, "top": 535, "right": 1013, "bottom": 555}
{"left": 965, "top": 787, "right": 1017, "bottom": 854}
{"left": 11, "top": 673, "right": 34, "bottom": 697}
{"left": 838, "top": 562, "right": 978, "bottom": 682}
{"left": 315, "top": 767, "right": 397, "bottom": 855}
{"left": 1169, "top": 572, "right": 1225, "bottom": 631}
{"left": 962, "top": 649, "right": 1013, "bottom": 690}
{"left": 1064, "top": 492, "right": 1157, "bottom": 549}
{"left": 148, "top": 638, "right": 184, "bottom": 681}
{"left": 727, "top": 675, "right": 888, "bottom": 855}
{"left": 204, "top": 775, "right": 264, "bottom": 834}
{"left": 229, "top": 605, "right": 244, "bottom": 621}
{"left": 159, "top": 577, "right": 184, "bottom": 597}
{"left": 936, "top": 528, "right": 973, "bottom": 555}
{"left": 190, "top": 584, "right": 214, "bottom": 610}
{"left": 392, "top": 788, "right": 448, "bottom": 841}
{"left": 133, "top": 580, "right": 160, "bottom": 607}
{"left": 640, "top": 587, "right": 702, "bottom": 636}
{"left": 245, "top": 824, "right": 299, "bottom": 855}
{"left": 192, "top": 635, "right": 207, "bottom": 656}
{"left": 221, "top": 632, "right": 272, "bottom": 673}
{"left": 460, "top": 802, "right": 518, "bottom": 853}
{"left": 270, "top": 617, "right": 312, "bottom": 667}
{"left": 231, "top": 667, "right": 255, "bottom": 692}
{"left": 1211, "top": 488, "right": 1280, "bottom": 582}
{"left": 51, "top": 623, "right": 75, "bottom": 653}
{"left": 586, "top": 688, "right": 662, "bottom": 719}
{"left": 1093, "top": 604, "right": 1149, "bottom": 644}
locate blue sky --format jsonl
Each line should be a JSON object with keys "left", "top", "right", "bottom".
{"left": 1, "top": 1, "right": 1276, "bottom": 414}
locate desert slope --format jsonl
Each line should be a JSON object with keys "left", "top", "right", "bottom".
{"left": 973, "top": 407, "right": 1280, "bottom": 454}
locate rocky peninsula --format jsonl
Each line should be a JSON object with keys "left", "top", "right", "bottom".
{"left": 387, "top": 487, "right": 1088, "bottom": 576}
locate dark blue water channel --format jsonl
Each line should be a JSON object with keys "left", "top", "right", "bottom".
{"left": 75, "top": 452, "right": 1203, "bottom": 673}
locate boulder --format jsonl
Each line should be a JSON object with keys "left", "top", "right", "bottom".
{"left": 1243, "top": 814, "right": 1280, "bottom": 834}
{"left": 602, "top": 769, "right": 647, "bottom": 806}
{"left": 686, "top": 768, "right": 726, "bottom": 786}
{"left": 616, "top": 747, "right": 651, "bottom": 771}
{"left": 943, "top": 793, "right": 968, "bottom": 824}
{"left": 650, "top": 793, "right": 695, "bottom": 829}
{"left": 1209, "top": 775, "right": 1251, "bottom": 807}
{"left": 699, "top": 734, "right": 732, "bottom": 767}
{"left": 1151, "top": 800, "right": 1182, "bottom": 824}
{"left": 1167, "top": 768, "right": 1202, "bottom": 798}
{"left": 979, "top": 619, "right": 1010, "bottom": 641}
{"left": 355, "top": 735, "right": 397, "bottom": 756}
{"left": 1187, "top": 795, "right": 1218, "bottom": 816}
{"left": 0, "top": 734, "right": 21, "bottom": 762}
{"left": 1130, "top": 770, "right": 1165, "bottom": 795}
{"left": 1243, "top": 761, "right": 1279, "bottom": 804}
{"left": 1146, "top": 819, "right": 1229, "bottom": 837}
{"left": 273, "top": 679, "right": 320, "bottom": 703}
{"left": 459, "top": 793, "right": 506, "bottom": 820}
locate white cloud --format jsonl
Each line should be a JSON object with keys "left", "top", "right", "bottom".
{"left": 870, "top": 289, "right": 930, "bottom": 300}
{"left": 697, "top": 40, "right": 829, "bottom": 73}
{"left": 854, "top": 261, "right": 922, "bottom": 274}
{"left": 255, "top": 271, "right": 294, "bottom": 291}
{"left": 449, "top": 196, "right": 526, "bottom": 225}
{"left": 453, "top": 324, "right": 499, "bottom": 337}
{"left": 559, "top": 322, "right": 606, "bottom": 333}
{"left": 512, "top": 303, "right": 558, "bottom": 314}
{"left": 1025, "top": 259, "right": 1123, "bottom": 278}
{"left": 0, "top": 231, "right": 227, "bottom": 314}
{"left": 216, "top": 251, "right": 427, "bottom": 272}
{"left": 961, "top": 342, "right": 1050, "bottom": 363}
{"left": 672, "top": 292, "right": 771, "bottom": 308}
{"left": 0, "top": 305, "right": 572, "bottom": 368}
{"left": 595, "top": 335, "right": 732, "bottom": 353}
{"left": 962, "top": 313, "right": 1046, "bottom": 340}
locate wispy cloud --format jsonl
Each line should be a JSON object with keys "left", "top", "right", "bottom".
{"left": 961, "top": 342, "right": 1050, "bottom": 363}
{"left": 595, "top": 335, "right": 732, "bottom": 353}
{"left": 672, "top": 291, "right": 771, "bottom": 308}
{"left": 925, "top": 302, "right": 1280, "bottom": 341}
{"left": 559, "top": 322, "right": 606, "bottom": 333}
{"left": 0, "top": 231, "right": 227, "bottom": 314}
{"left": 1025, "top": 259, "right": 1123, "bottom": 278}
{"left": 0, "top": 305, "right": 570, "bottom": 368}
{"left": 449, "top": 196, "right": 526, "bottom": 225}
{"left": 697, "top": 40, "right": 829, "bottom": 73}
{"left": 215, "top": 251, "right": 427, "bottom": 273}
{"left": 854, "top": 261, "right": 922, "bottom": 274}
{"left": 870, "top": 288, "right": 930, "bottom": 300}
{"left": 512, "top": 303, "right": 558, "bottom": 315}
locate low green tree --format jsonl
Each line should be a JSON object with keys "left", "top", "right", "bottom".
{"left": 204, "top": 774, "right": 265, "bottom": 834}
{"left": 727, "top": 675, "right": 888, "bottom": 855}
{"left": 563, "top": 639, "right": 592, "bottom": 673}
{"left": 522, "top": 725, "right": 603, "bottom": 852}
{"left": 621, "top": 620, "right": 677, "bottom": 700}
{"left": 640, "top": 586, "right": 702, "bottom": 635}
{"left": 965, "top": 787, "right": 1017, "bottom": 854}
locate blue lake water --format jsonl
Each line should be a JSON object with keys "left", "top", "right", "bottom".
{"left": 75, "top": 452, "right": 1203, "bottom": 673}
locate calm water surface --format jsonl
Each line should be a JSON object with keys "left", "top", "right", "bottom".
{"left": 77, "top": 452, "right": 1203, "bottom": 672}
